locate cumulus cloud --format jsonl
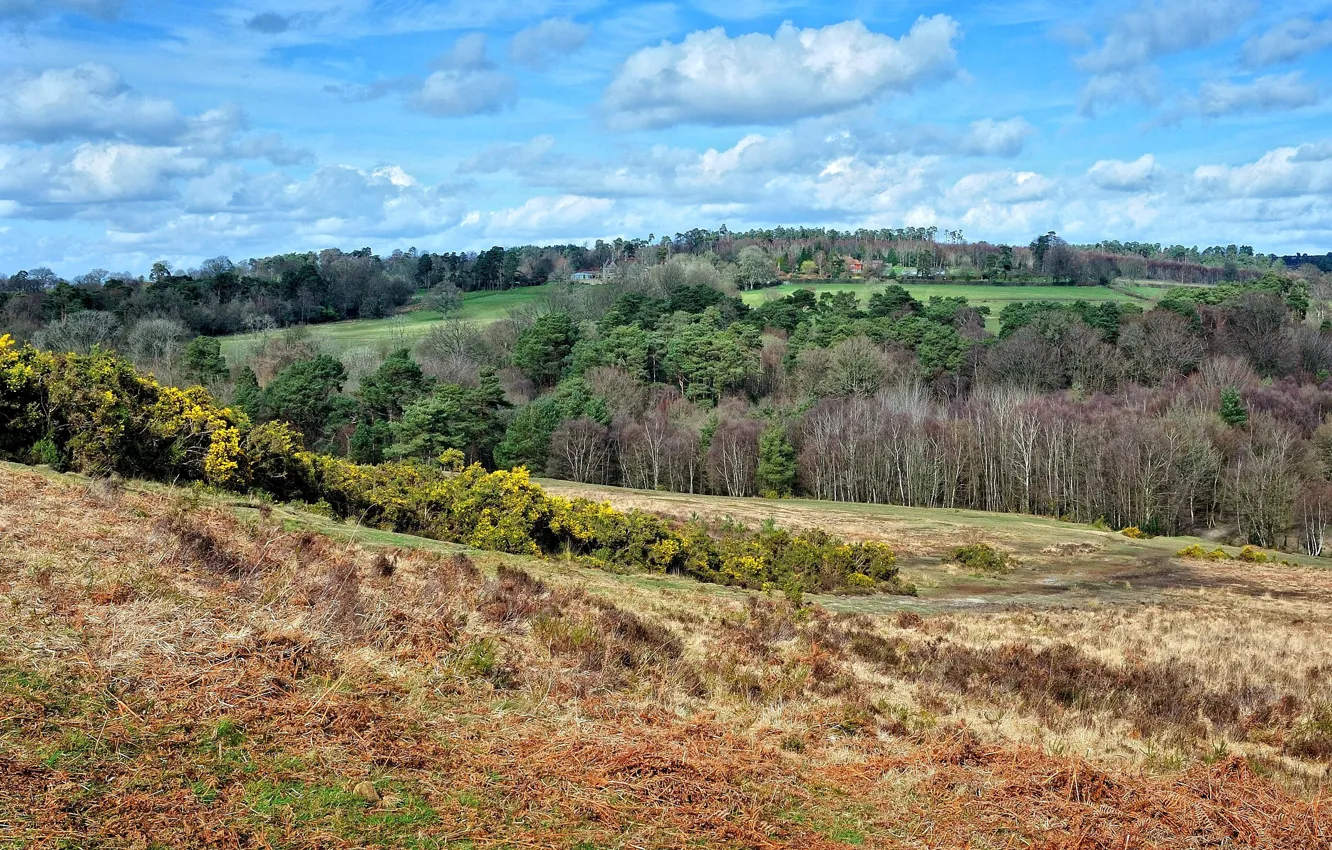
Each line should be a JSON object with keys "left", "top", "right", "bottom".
{"left": 1242, "top": 17, "right": 1332, "bottom": 67}
{"left": 959, "top": 118, "right": 1035, "bottom": 157}
{"left": 1293, "top": 141, "right": 1332, "bottom": 163}
{"left": 604, "top": 16, "right": 960, "bottom": 130}
{"left": 1196, "top": 72, "right": 1318, "bottom": 116}
{"left": 0, "top": 142, "right": 206, "bottom": 207}
{"left": 1078, "top": 68, "right": 1162, "bottom": 116}
{"left": 0, "top": 64, "right": 181, "bottom": 144}
{"left": 1192, "top": 145, "right": 1332, "bottom": 198}
{"left": 1086, "top": 154, "right": 1160, "bottom": 191}
{"left": 483, "top": 194, "right": 615, "bottom": 237}
{"left": 1076, "top": 0, "right": 1252, "bottom": 73}
{"left": 460, "top": 135, "right": 558, "bottom": 173}
{"left": 1075, "top": 0, "right": 1254, "bottom": 115}
{"left": 411, "top": 33, "right": 517, "bottom": 117}
{"left": 509, "top": 18, "right": 591, "bottom": 69}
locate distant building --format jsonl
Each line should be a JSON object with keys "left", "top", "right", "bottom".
{"left": 844, "top": 257, "right": 865, "bottom": 276}
{"left": 571, "top": 270, "right": 598, "bottom": 281}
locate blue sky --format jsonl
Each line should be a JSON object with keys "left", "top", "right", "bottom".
{"left": 1, "top": 0, "right": 1330, "bottom": 276}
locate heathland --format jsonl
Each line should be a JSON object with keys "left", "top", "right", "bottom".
{"left": 2, "top": 461, "right": 1330, "bottom": 847}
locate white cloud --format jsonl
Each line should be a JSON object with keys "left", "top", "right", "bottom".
{"left": 604, "top": 16, "right": 960, "bottom": 130}
{"left": 483, "top": 194, "right": 614, "bottom": 237}
{"left": 1078, "top": 68, "right": 1161, "bottom": 116}
{"left": 959, "top": 118, "right": 1034, "bottom": 157}
{"left": 1076, "top": 0, "right": 1253, "bottom": 73}
{"left": 509, "top": 18, "right": 591, "bottom": 69}
{"left": 0, "top": 141, "right": 205, "bottom": 206}
{"left": 1242, "top": 17, "right": 1332, "bottom": 67}
{"left": 948, "top": 170, "right": 1056, "bottom": 205}
{"left": 1086, "top": 154, "right": 1160, "bottom": 191}
{"left": 1293, "top": 141, "right": 1332, "bottom": 163}
{"left": 0, "top": 64, "right": 181, "bottom": 143}
{"left": 411, "top": 34, "right": 517, "bottom": 117}
{"left": 460, "top": 136, "right": 558, "bottom": 173}
{"left": 1075, "top": 0, "right": 1254, "bottom": 115}
{"left": 1192, "top": 145, "right": 1332, "bottom": 198}
{"left": 1197, "top": 72, "right": 1318, "bottom": 116}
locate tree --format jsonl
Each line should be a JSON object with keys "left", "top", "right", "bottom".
{"left": 262, "top": 355, "right": 348, "bottom": 441}
{"left": 735, "top": 245, "right": 775, "bottom": 290}
{"left": 232, "top": 367, "right": 263, "bottom": 420}
{"left": 32, "top": 311, "right": 119, "bottom": 355}
{"left": 1219, "top": 388, "right": 1248, "bottom": 426}
{"left": 389, "top": 377, "right": 507, "bottom": 465}
{"left": 357, "top": 348, "right": 433, "bottom": 421}
{"left": 126, "top": 317, "right": 188, "bottom": 373}
{"left": 549, "top": 417, "right": 611, "bottom": 483}
{"left": 182, "top": 336, "right": 228, "bottom": 384}
{"left": 512, "top": 313, "right": 579, "bottom": 386}
{"left": 756, "top": 424, "right": 797, "bottom": 497}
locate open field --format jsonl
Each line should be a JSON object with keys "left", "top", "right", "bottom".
{"left": 2, "top": 461, "right": 1331, "bottom": 847}
{"left": 221, "top": 280, "right": 1157, "bottom": 365}
{"left": 538, "top": 478, "right": 1329, "bottom": 612}
{"left": 219, "top": 286, "right": 547, "bottom": 364}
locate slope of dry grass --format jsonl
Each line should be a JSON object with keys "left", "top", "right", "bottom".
{"left": 1, "top": 464, "right": 1330, "bottom": 848}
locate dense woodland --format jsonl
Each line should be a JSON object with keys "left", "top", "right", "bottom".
{"left": 5, "top": 229, "right": 1332, "bottom": 556}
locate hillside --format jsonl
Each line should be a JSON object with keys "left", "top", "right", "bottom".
{"left": 218, "top": 279, "right": 1153, "bottom": 364}
{"left": 2, "top": 463, "right": 1330, "bottom": 848}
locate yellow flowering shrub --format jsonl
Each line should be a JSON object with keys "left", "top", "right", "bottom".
{"left": 0, "top": 341, "right": 912, "bottom": 596}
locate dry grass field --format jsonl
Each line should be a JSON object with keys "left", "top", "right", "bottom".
{"left": 2, "top": 463, "right": 1330, "bottom": 848}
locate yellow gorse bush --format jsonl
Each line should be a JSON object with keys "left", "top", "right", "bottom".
{"left": 0, "top": 340, "right": 912, "bottom": 596}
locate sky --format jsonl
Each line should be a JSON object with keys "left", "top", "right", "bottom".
{"left": 0, "top": 0, "right": 1330, "bottom": 276}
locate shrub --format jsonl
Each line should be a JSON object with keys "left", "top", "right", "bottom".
{"left": 1119, "top": 526, "right": 1148, "bottom": 539}
{"left": 950, "top": 543, "right": 1014, "bottom": 575}
{"left": 1238, "top": 545, "right": 1270, "bottom": 563}
{"left": 1175, "top": 544, "right": 1232, "bottom": 561}
{"left": 0, "top": 341, "right": 914, "bottom": 597}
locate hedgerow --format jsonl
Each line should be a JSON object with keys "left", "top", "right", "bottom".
{"left": 0, "top": 336, "right": 912, "bottom": 596}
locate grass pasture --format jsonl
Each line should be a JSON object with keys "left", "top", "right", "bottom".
{"left": 221, "top": 279, "right": 1159, "bottom": 365}
{"left": 219, "top": 286, "right": 547, "bottom": 364}
{"left": 2, "top": 462, "right": 1331, "bottom": 847}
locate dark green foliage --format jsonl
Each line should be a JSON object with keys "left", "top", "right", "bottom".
{"left": 661, "top": 320, "right": 760, "bottom": 401}
{"left": 756, "top": 424, "right": 797, "bottom": 497}
{"left": 883, "top": 317, "right": 971, "bottom": 373}
{"left": 349, "top": 420, "right": 392, "bottom": 464}
{"left": 867, "top": 285, "right": 922, "bottom": 318}
{"left": 357, "top": 349, "right": 433, "bottom": 421}
{"left": 950, "top": 543, "right": 1014, "bottom": 574}
{"left": 261, "top": 355, "right": 347, "bottom": 440}
{"left": 570, "top": 324, "right": 651, "bottom": 379}
{"left": 182, "top": 336, "right": 228, "bottom": 383}
{"left": 1220, "top": 389, "right": 1248, "bottom": 426}
{"left": 512, "top": 313, "right": 580, "bottom": 386}
{"left": 232, "top": 367, "right": 262, "bottom": 420}
{"left": 598, "top": 292, "right": 666, "bottom": 332}
{"left": 388, "top": 376, "right": 507, "bottom": 465}
{"left": 494, "top": 378, "right": 607, "bottom": 472}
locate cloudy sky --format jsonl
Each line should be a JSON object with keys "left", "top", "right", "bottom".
{"left": 1, "top": 0, "right": 1330, "bottom": 275}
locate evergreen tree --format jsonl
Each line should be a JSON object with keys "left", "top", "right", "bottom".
{"left": 512, "top": 313, "right": 580, "bottom": 386}
{"left": 182, "top": 336, "right": 229, "bottom": 384}
{"left": 1220, "top": 388, "right": 1248, "bottom": 426}
{"left": 232, "top": 367, "right": 263, "bottom": 420}
{"left": 756, "top": 425, "right": 797, "bottom": 497}
{"left": 358, "top": 348, "right": 433, "bottom": 421}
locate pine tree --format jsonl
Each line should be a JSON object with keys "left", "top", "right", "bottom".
{"left": 1220, "top": 388, "right": 1248, "bottom": 426}
{"left": 756, "top": 425, "right": 797, "bottom": 497}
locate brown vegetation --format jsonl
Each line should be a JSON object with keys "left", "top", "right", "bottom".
{"left": 1, "top": 464, "right": 1331, "bottom": 848}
